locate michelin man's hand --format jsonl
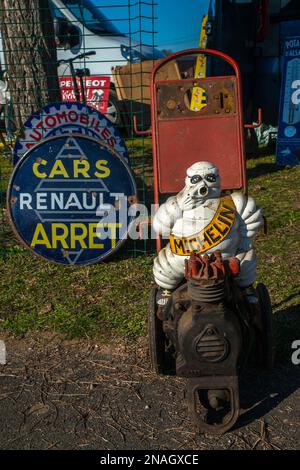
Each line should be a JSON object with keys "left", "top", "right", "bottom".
{"left": 152, "top": 196, "right": 183, "bottom": 237}
{"left": 231, "top": 192, "right": 264, "bottom": 239}
{"left": 175, "top": 187, "right": 189, "bottom": 211}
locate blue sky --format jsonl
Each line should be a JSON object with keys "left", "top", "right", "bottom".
{"left": 94, "top": 0, "right": 210, "bottom": 51}
{"left": 157, "top": 0, "right": 210, "bottom": 51}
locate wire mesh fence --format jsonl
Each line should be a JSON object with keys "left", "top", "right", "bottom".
{"left": 0, "top": 0, "right": 160, "bottom": 258}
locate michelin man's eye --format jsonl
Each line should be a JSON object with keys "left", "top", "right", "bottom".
{"left": 205, "top": 174, "right": 216, "bottom": 183}
{"left": 190, "top": 175, "right": 202, "bottom": 184}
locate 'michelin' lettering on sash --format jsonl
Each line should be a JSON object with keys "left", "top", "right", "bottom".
{"left": 169, "top": 195, "right": 236, "bottom": 256}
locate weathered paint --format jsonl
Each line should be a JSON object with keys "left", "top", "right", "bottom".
{"left": 8, "top": 134, "right": 136, "bottom": 265}
{"left": 13, "top": 102, "right": 129, "bottom": 165}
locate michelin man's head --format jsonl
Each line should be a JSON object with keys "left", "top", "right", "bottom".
{"left": 179, "top": 161, "right": 221, "bottom": 210}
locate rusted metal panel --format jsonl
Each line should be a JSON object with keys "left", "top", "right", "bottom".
{"left": 153, "top": 76, "right": 244, "bottom": 193}
{"left": 156, "top": 76, "right": 237, "bottom": 119}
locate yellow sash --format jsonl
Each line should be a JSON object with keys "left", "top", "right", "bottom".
{"left": 169, "top": 195, "right": 236, "bottom": 256}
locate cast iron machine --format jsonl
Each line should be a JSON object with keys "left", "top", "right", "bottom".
{"left": 149, "top": 250, "right": 273, "bottom": 433}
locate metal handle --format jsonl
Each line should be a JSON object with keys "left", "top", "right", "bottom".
{"left": 133, "top": 115, "right": 152, "bottom": 136}
{"left": 151, "top": 48, "right": 242, "bottom": 83}
{"left": 245, "top": 108, "right": 262, "bottom": 129}
{"left": 187, "top": 375, "right": 240, "bottom": 435}
{"left": 76, "top": 51, "right": 96, "bottom": 60}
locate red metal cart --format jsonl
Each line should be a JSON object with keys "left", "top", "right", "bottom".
{"left": 136, "top": 48, "right": 261, "bottom": 251}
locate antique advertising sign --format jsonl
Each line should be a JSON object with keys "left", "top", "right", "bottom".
{"left": 276, "top": 36, "right": 300, "bottom": 166}
{"left": 58, "top": 76, "right": 110, "bottom": 113}
{"left": 13, "top": 102, "right": 129, "bottom": 165}
{"left": 8, "top": 134, "right": 137, "bottom": 265}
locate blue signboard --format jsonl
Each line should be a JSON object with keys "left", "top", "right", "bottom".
{"left": 8, "top": 134, "right": 137, "bottom": 265}
{"left": 276, "top": 37, "right": 300, "bottom": 166}
{"left": 13, "top": 102, "right": 129, "bottom": 165}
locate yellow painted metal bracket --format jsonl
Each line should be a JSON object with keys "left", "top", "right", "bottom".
{"left": 190, "top": 14, "right": 208, "bottom": 112}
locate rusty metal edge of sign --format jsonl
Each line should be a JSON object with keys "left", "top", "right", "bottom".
{"left": 7, "top": 133, "right": 138, "bottom": 266}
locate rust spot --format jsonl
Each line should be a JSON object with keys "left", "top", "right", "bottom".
{"left": 166, "top": 99, "right": 176, "bottom": 110}
{"left": 128, "top": 195, "right": 137, "bottom": 205}
{"left": 157, "top": 78, "right": 236, "bottom": 119}
{"left": 10, "top": 197, "right": 17, "bottom": 205}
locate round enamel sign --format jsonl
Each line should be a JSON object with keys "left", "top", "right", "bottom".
{"left": 13, "top": 102, "right": 129, "bottom": 165}
{"left": 8, "top": 134, "right": 137, "bottom": 265}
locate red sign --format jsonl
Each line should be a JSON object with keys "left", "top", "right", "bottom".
{"left": 59, "top": 75, "right": 110, "bottom": 113}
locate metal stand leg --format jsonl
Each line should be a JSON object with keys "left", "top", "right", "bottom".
{"left": 187, "top": 375, "right": 240, "bottom": 434}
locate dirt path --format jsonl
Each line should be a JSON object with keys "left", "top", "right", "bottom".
{"left": 0, "top": 333, "right": 299, "bottom": 450}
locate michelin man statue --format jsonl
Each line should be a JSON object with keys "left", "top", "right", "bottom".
{"left": 153, "top": 161, "right": 263, "bottom": 306}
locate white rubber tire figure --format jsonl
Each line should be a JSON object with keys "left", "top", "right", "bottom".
{"left": 153, "top": 162, "right": 263, "bottom": 290}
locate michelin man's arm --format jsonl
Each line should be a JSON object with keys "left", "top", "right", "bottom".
{"left": 152, "top": 195, "right": 183, "bottom": 237}
{"left": 231, "top": 192, "right": 264, "bottom": 258}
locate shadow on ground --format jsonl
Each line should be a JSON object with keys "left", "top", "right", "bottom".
{"left": 236, "top": 304, "right": 300, "bottom": 436}
{"left": 247, "top": 162, "right": 284, "bottom": 180}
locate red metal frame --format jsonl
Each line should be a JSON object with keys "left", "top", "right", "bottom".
{"left": 133, "top": 115, "right": 152, "bottom": 136}
{"left": 149, "top": 48, "right": 248, "bottom": 251}
{"left": 245, "top": 108, "right": 262, "bottom": 128}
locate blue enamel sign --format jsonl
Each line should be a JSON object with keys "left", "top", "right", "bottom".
{"left": 13, "top": 102, "right": 129, "bottom": 165}
{"left": 8, "top": 134, "right": 137, "bottom": 265}
{"left": 276, "top": 37, "right": 300, "bottom": 166}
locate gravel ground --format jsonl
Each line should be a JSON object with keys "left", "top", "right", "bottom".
{"left": 0, "top": 333, "right": 299, "bottom": 450}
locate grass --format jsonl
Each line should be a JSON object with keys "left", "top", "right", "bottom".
{"left": 0, "top": 251, "right": 153, "bottom": 338}
{"left": 247, "top": 154, "right": 300, "bottom": 307}
{"left": 247, "top": 153, "right": 300, "bottom": 362}
{"left": 0, "top": 144, "right": 299, "bottom": 361}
